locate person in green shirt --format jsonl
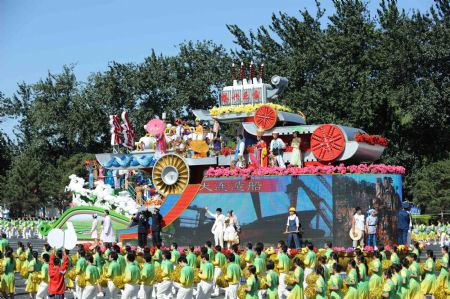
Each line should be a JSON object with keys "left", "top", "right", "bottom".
{"left": 82, "top": 254, "right": 100, "bottom": 299}
{"left": 225, "top": 254, "right": 242, "bottom": 299}
{"left": 205, "top": 241, "right": 215, "bottom": 263}
{"left": 197, "top": 253, "right": 214, "bottom": 299}
{"left": 26, "top": 250, "right": 43, "bottom": 297}
{"left": 212, "top": 245, "right": 226, "bottom": 297}
{"left": 328, "top": 263, "right": 343, "bottom": 299}
{"left": 407, "top": 253, "right": 421, "bottom": 299}
{"left": 390, "top": 246, "right": 400, "bottom": 265}
{"left": 122, "top": 253, "right": 141, "bottom": 299}
{"left": 231, "top": 244, "right": 240, "bottom": 266}
{"left": 379, "top": 245, "right": 387, "bottom": 261}
{"left": 265, "top": 260, "right": 279, "bottom": 299}
{"left": 75, "top": 248, "right": 87, "bottom": 299}
{"left": 315, "top": 265, "right": 327, "bottom": 299}
{"left": 152, "top": 244, "right": 163, "bottom": 267}
{"left": 345, "top": 260, "right": 359, "bottom": 299}
{"left": 324, "top": 242, "right": 334, "bottom": 260}
{"left": 277, "top": 244, "right": 290, "bottom": 298}
{"left": 356, "top": 255, "right": 369, "bottom": 299}
{"left": 1, "top": 249, "right": 16, "bottom": 298}
{"left": 400, "top": 258, "right": 411, "bottom": 299}
{"left": 36, "top": 253, "right": 50, "bottom": 299}
{"left": 177, "top": 255, "right": 194, "bottom": 299}
{"left": 288, "top": 257, "right": 304, "bottom": 299}
{"left": 411, "top": 242, "right": 421, "bottom": 262}
{"left": 186, "top": 246, "right": 197, "bottom": 268}
{"left": 106, "top": 251, "right": 121, "bottom": 299}
{"left": 171, "top": 243, "right": 181, "bottom": 264}
{"left": 255, "top": 242, "right": 267, "bottom": 265}
{"left": 369, "top": 251, "right": 383, "bottom": 292}
{"left": 244, "top": 265, "right": 258, "bottom": 299}
{"left": 391, "top": 264, "right": 403, "bottom": 298}
{"left": 157, "top": 251, "right": 174, "bottom": 299}
{"left": 253, "top": 247, "right": 266, "bottom": 276}
{"left": 304, "top": 242, "right": 317, "bottom": 283}
{"left": 420, "top": 250, "right": 436, "bottom": 296}
{"left": 0, "top": 233, "right": 9, "bottom": 255}
{"left": 436, "top": 246, "right": 449, "bottom": 292}
{"left": 141, "top": 254, "right": 155, "bottom": 299}
{"left": 245, "top": 243, "right": 255, "bottom": 265}
{"left": 382, "top": 268, "right": 397, "bottom": 299}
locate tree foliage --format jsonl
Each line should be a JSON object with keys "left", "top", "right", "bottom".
{"left": 0, "top": 0, "right": 449, "bottom": 214}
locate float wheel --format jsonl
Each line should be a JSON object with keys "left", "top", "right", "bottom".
{"left": 254, "top": 105, "right": 277, "bottom": 130}
{"left": 152, "top": 154, "right": 189, "bottom": 195}
{"left": 311, "top": 124, "right": 345, "bottom": 162}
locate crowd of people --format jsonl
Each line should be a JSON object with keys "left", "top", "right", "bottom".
{"left": 1, "top": 234, "right": 450, "bottom": 299}
{"left": 412, "top": 222, "right": 450, "bottom": 247}
{"left": 0, "top": 218, "right": 54, "bottom": 240}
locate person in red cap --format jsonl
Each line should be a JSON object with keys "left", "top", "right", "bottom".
{"left": 48, "top": 248, "right": 69, "bottom": 299}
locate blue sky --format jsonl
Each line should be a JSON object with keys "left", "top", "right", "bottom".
{"left": 0, "top": 0, "right": 434, "bottom": 137}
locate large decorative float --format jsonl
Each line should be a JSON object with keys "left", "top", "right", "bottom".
{"left": 48, "top": 63, "right": 404, "bottom": 247}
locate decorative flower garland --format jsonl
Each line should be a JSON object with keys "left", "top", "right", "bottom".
{"left": 209, "top": 103, "right": 292, "bottom": 116}
{"left": 355, "top": 133, "right": 389, "bottom": 147}
{"left": 205, "top": 163, "right": 406, "bottom": 177}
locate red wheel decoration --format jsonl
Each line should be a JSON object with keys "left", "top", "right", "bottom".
{"left": 254, "top": 105, "right": 277, "bottom": 130}
{"left": 311, "top": 124, "right": 346, "bottom": 162}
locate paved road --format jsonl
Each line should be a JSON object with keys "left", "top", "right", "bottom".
{"left": 6, "top": 237, "right": 443, "bottom": 298}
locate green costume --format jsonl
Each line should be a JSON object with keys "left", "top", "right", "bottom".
{"left": 315, "top": 276, "right": 327, "bottom": 299}
{"left": 1, "top": 257, "right": 15, "bottom": 294}
{"left": 85, "top": 264, "right": 100, "bottom": 286}
{"left": 420, "top": 257, "right": 436, "bottom": 295}
{"left": 186, "top": 252, "right": 197, "bottom": 268}
{"left": 171, "top": 249, "right": 181, "bottom": 264}
{"left": 436, "top": 253, "right": 449, "bottom": 291}
{"left": 382, "top": 279, "right": 397, "bottom": 299}
{"left": 357, "top": 263, "right": 369, "bottom": 299}
{"left": 254, "top": 256, "right": 265, "bottom": 275}
{"left": 141, "top": 262, "right": 155, "bottom": 286}
{"left": 288, "top": 266, "right": 304, "bottom": 299}
{"left": 107, "top": 260, "right": 121, "bottom": 280}
{"left": 245, "top": 275, "right": 258, "bottom": 299}
{"left": 124, "top": 263, "right": 140, "bottom": 284}
{"left": 180, "top": 265, "right": 194, "bottom": 287}
{"left": 226, "top": 263, "right": 242, "bottom": 285}
{"left": 265, "top": 270, "right": 279, "bottom": 299}
{"left": 344, "top": 269, "right": 358, "bottom": 299}
{"left": 214, "top": 252, "right": 227, "bottom": 268}
{"left": 199, "top": 261, "right": 214, "bottom": 281}
{"left": 400, "top": 268, "right": 410, "bottom": 298}
{"left": 408, "top": 261, "right": 421, "bottom": 299}
{"left": 369, "top": 258, "right": 383, "bottom": 292}
{"left": 329, "top": 273, "right": 343, "bottom": 299}
{"left": 277, "top": 253, "right": 290, "bottom": 273}
{"left": 245, "top": 249, "right": 255, "bottom": 264}
{"left": 161, "top": 260, "right": 173, "bottom": 281}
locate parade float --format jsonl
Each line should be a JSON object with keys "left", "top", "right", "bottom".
{"left": 46, "top": 63, "right": 405, "bottom": 246}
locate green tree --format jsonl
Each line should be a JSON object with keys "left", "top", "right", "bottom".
{"left": 413, "top": 157, "right": 450, "bottom": 216}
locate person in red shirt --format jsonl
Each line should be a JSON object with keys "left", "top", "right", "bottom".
{"left": 48, "top": 248, "right": 69, "bottom": 299}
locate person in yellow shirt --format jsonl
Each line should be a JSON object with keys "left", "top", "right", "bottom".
{"left": 156, "top": 251, "right": 173, "bottom": 299}
{"left": 140, "top": 254, "right": 155, "bottom": 299}
{"left": 81, "top": 254, "right": 100, "bottom": 299}
{"left": 176, "top": 256, "right": 194, "bottom": 299}
{"left": 122, "top": 253, "right": 141, "bottom": 299}
{"left": 225, "top": 254, "right": 242, "bottom": 299}
{"left": 197, "top": 253, "right": 214, "bottom": 299}
{"left": 75, "top": 249, "right": 87, "bottom": 299}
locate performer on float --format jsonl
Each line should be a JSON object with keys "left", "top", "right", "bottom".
{"left": 90, "top": 214, "right": 99, "bottom": 244}
{"left": 285, "top": 207, "right": 301, "bottom": 249}
{"left": 269, "top": 131, "right": 286, "bottom": 168}
{"left": 154, "top": 133, "right": 167, "bottom": 160}
{"left": 193, "top": 119, "right": 203, "bottom": 140}
{"left": 255, "top": 133, "right": 268, "bottom": 167}
{"left": 290, "top": 131, "right": 303, "bottom": 167}
{"left": 205, "top": 206, "right": 225, "bottom": 248}
{"left": 175, "top": 118, "right": 184, "bottom": 139}
{"left": 234, "top": 135, "right": 245, "bottom": 168}
{"left": 101, "top": 210, "right": 115, "bottom": 246}
{"left": 351, "top": 207, "right": 365, "bottom": 248}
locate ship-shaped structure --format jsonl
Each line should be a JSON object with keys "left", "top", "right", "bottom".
{"left": 50, "top": 63, "right": 404, "bottom": 247}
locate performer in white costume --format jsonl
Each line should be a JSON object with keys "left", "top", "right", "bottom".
{"left": 101, "top": 210, "right": 115, "bottom": 244}
{"left": 205, "top": 206, "right": 225, "bottom": 248}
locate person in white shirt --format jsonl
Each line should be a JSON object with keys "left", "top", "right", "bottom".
{"left": 269, "top": 131, "right": 286, "bottom": 168}
{"left": 352, "top": 207, "right": 365, "bottom": 247}
{"left": 205, "top": 206, "right": 225, "bottom": 247}
{"left": 234, "top": 135, "right": 246, "bottom": 168}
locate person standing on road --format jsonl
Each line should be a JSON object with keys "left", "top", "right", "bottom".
{"left": 102, "top": 210, "right": 115, "bottom": 246}
{"left": 48, "top": 248, "right": 69, "bottom": 299}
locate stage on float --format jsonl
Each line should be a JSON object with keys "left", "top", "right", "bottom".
{"left": 118, "top": 173, "right": 403, "bottom": 247}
